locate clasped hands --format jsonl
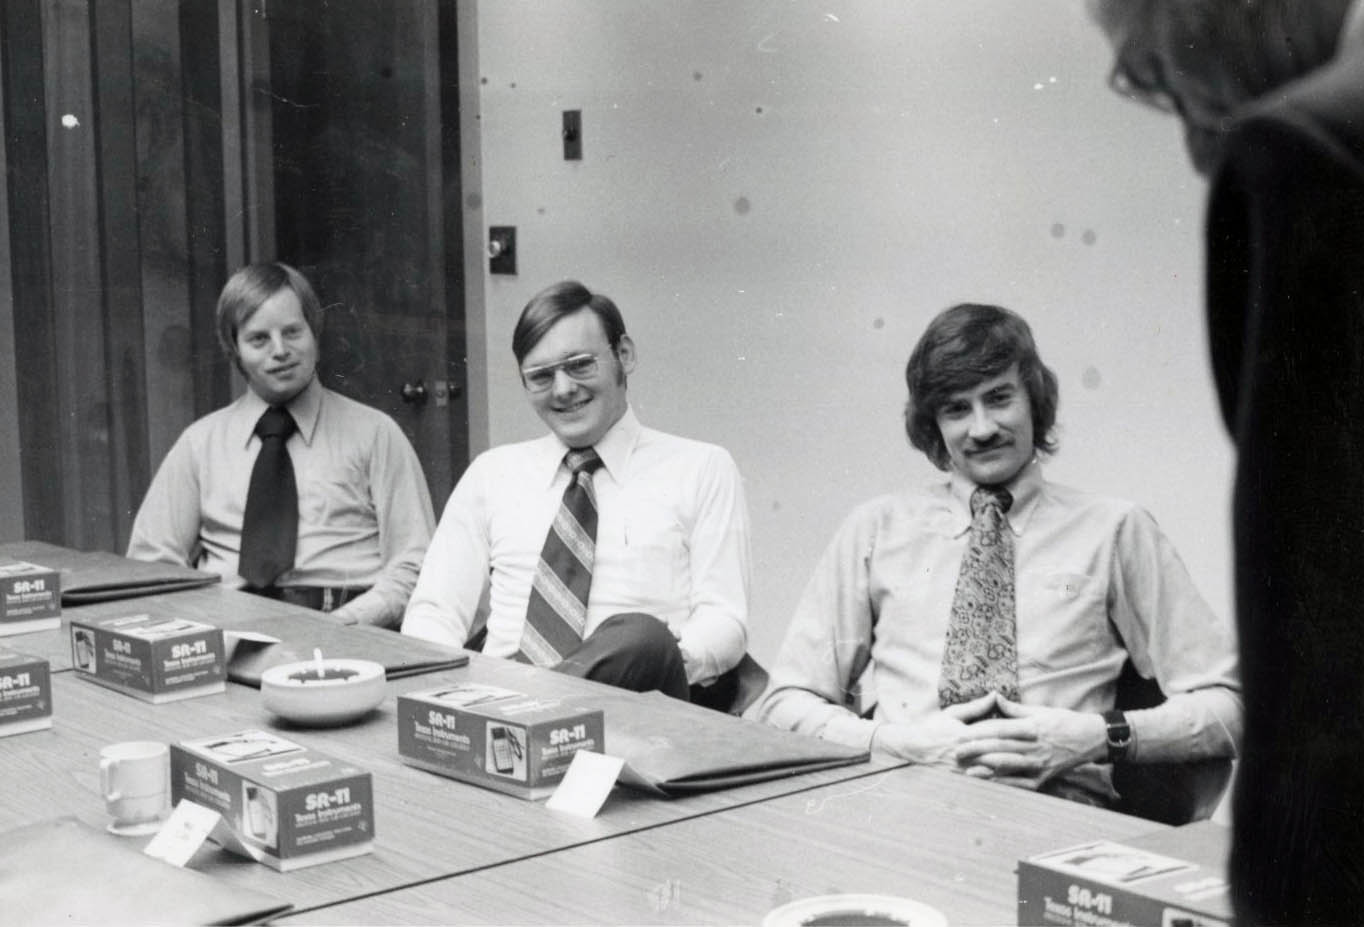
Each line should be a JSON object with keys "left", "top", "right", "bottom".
{"left": 870, "top": 692, "right": 1107, "bottom": 791}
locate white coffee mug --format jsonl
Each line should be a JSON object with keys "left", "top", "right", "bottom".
{"left": 99, "top": 741, "right": 170, "bottom": 835}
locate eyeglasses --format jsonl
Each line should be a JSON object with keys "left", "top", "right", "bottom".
{"left": 520, "top": 352, "right": 601, "bottom": 392}
{"left": 1107, "top": 52, "right": 1181, "bottom": 116}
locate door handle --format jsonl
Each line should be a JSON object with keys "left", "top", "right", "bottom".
{"left": 400, "top": 380, "right": 428, "bottom": 405}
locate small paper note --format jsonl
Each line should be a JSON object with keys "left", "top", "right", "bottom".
{"left": 545, "top": 750, "right": 624, "bottom": 818}
{"left": 143, "top": 799, "right": 220, "bottom": 867}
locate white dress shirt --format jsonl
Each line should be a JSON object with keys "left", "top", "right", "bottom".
{"left": 403, "top": 407, "right": 751, "bottom": 685}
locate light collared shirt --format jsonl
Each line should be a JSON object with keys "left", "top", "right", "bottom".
{"left": 127, "top": 376, "right": 435, "bottom": 628}
{"left": 403, "top": 407, "right": 751, "bottom": 685}
{"left": 758, "top": 461, "right": 1241, "bottom": 797}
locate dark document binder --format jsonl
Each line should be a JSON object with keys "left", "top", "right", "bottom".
{"left": 1, "top": 540, "right": 219, "bottom": 603}
{"left": 225, "top": 612, "right": 468, "bottom": 686}
{"left": 565, "top": 689, "right": 869, "bottom": 796}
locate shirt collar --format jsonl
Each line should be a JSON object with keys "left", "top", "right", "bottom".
{"left": 945, "top": 457, "right": 1045, "bottom": 536}
{"left": 231, "top": 376, "right": 323, "bottom": 449}
{"left": 533, "top": 405, "right": 641, "bottom": 486}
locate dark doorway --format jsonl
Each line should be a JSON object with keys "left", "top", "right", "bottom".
{"left": 264, "top": 0, "right": 468, "bottom": 506}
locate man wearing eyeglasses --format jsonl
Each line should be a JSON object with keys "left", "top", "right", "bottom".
{"left": 1090, "top": 2, "right": 1364, "bottom": 923}
{"left": 403, "top": 280, "right": 751, "bottom": 704}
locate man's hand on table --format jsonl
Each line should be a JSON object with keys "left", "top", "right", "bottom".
{"left": 950, "top": 697, "right": 1107, "bottom": 790}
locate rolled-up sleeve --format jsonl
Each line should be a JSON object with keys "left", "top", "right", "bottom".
{"left": 127, "top": 432, "right": 205, "bottom": 568}
{"left": 332, "top": 419, "right": 435, "bottom": 629}
{"left": 1109, "top": 507, "right": 1243, "bottom": 762}
{"left": 676, "top": 447, "right": 751, "bottom": 685}
{"left": 758, "top": 507, "right": 880, "bottom": 751}
{"left": 402, "top": 458, "right": 492, "bottom": 647}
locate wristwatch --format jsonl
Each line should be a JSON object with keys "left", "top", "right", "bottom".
{"left": 1103, "top": 709, "right": 1132, "bottom": 762}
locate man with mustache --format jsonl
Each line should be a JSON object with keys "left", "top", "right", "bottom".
{"left": 127, "top": 262, "right": 434, "bottom": 628}
{"left": 404, "top": 279, "right": 750, "bottom": 704}
{"left": 759, "top": 303, "right": 1241, "bottom": 807}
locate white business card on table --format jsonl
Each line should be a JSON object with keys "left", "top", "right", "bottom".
{"left": 143, "top": 799, "right": 221, "bottom": 867}
{"left": 545, "top": 750, "right": 624, "bottom": 818}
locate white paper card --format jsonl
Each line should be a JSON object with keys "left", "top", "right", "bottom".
{"left": 143, "top": 799, "right": 221, "bottom": 867}
{"left": 545, "top": 750, "right": 624, "bottom": 818}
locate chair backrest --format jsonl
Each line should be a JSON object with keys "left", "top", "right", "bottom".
{"left": 691, "top": 653, "right": 770, "bottom": 716}
{"left": 728, "top": 653, "right": 771, "bottom": 717}
{"left": 1110, "top": 659, "right": 1233, "bottom": 825}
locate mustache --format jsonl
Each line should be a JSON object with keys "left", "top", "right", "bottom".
{"left": 966, "top": 436, "right": 1012, "bottom": 453}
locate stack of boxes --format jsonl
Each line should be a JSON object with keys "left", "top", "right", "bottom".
{"left": 0, "top": 558, "right": 58, "bottom": 737}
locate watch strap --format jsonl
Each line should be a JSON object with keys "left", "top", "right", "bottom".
{"left": 1103, "top": 709, "right": 1132, "bottom": 763}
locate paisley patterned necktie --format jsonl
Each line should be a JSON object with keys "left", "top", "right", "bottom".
{"left": 938, "top": 485, "right": 1020, "bottom": 707}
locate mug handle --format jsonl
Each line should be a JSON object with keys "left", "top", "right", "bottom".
{"left": 99, "top": 757, "right": 122, "bottom": 801}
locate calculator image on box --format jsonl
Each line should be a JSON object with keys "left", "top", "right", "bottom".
{"left": 242, "top": 782, "right": 279, "bottom": 850}
{"left": 487, "top": 724, "right": 525, "bottom": 779}
{"left": 73, "top": 629, "right": 96, "bottom": 671}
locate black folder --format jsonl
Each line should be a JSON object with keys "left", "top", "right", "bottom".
{"left": 225, "top": 612, "right": 468, "bottom": 686}
{"left": 562, "top": 689, "right": 869, "bottom": 797}
{"left": 0, "top": 816, "right": 292, "bottom": 925}
{"left": 1, "top": 540, "right": 219, "bottom": 603}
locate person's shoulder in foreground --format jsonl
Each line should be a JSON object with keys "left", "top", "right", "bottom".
{"left": 1090, "top": 3, "right": 1364, "bottom": 921}
{"left": 757, "top": 301, "right": 1240, "bottom": 808}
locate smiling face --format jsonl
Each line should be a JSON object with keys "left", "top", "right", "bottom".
{"left": 234, "top": 287, "right": 319, "bottom": 405}
{"left": 935, "top": 364, "right": 1035, "bottom": 487}
{"left": 520, "top": 307, "right": 635, "bottom": 449}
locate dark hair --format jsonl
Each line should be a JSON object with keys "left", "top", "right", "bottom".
{"left": 1098, "top": 0, "right": 1350, "bottom": 123}
{"left": 512, "top": 280, "right": 627, "bottom": 364}
{"left": 904, "top": 303, "right": 1059, "bottom": 470}
{"left": 215, "top": 262, "right": 324, "bottom": 360}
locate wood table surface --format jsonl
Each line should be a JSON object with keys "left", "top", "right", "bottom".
{"left": 1, "top": 544, "right": 1160, "bottom": 926}
{"left": 280, "top": 764, "right": 1165, "bottom": 927}
{"left": 2, "top": 651, "right": 895, "bottom": 921}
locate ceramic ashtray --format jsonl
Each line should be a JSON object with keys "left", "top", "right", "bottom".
{"left": 762, "top": 894, "right": 948, "bottom": 927}
{"left": 261, "top": 653, "right": 386, "bottom": 726}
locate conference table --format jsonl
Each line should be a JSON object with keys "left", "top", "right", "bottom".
{"left": 281, "top": 765, "right": 1164, "bottom": 926}
{"left": 0, "top": 543, "right": 1171, "bottom": 924}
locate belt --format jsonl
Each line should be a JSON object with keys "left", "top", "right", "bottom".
{"left": 244, "top": 584, "right": 369, "bottom": 613}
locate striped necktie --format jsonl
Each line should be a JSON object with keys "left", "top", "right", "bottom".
{"left": 518, "top": 448, "right": 605, "bottom": 666}
{"left": 938, "top": 485, "right": 1020, "bottom": 707}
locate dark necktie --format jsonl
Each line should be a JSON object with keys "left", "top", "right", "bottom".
{"left": 518, "top": 448, "right": 605, "bottom": 666}
{"left": 239, "top": 406, "right": 299, "bottom": 588}
{"left": 939, "top": 486, "right": 1020, "bottom": 707}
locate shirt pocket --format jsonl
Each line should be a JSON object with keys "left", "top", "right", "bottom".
{"left": 1017, "top": 569, "right": 1112, "bottom": 671}
{"left": 300, "top": 456, "right": 372, "bottom": 528}
{"left": 614, "top": 511, "right": 687, "bottom": 610}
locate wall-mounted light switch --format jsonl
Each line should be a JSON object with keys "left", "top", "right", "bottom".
{"left": 562, "top": 110, "right": 582, "bottom": 160}
{"left": 489, "top": 226, "right": 516, "bottom": 275}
